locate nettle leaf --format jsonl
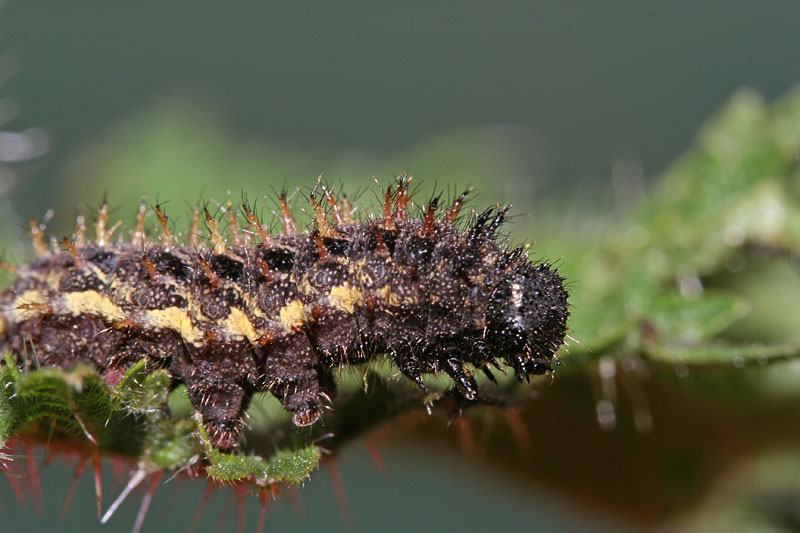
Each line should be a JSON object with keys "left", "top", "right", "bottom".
{"left": 645, "top": 291, "right": 748, "bottom": 346}
{"left": 645, "top": 343, "right": 800, "bottom": 366}
{"left": 113, "top": 358, "right": 171, "bottom": 413}
{"left": 193, "top": 406, "right": 320, "bottom": 484}
{"left": 0, "top": 362, "right": 145, "bottom": 456}
{"left": 204, "top": 446, "right": 321, "bottom": 485}
{"left": 0, "top": 359, "right": 17, "bottom": 448}
{"left": 266, "top": 446, "right": 322, "bottom": 484}
{"left": 205, "top": 453, "right": 270, "bottom": 483}
{"left": 565, "top": 88, "right": 800, "bottom": 365}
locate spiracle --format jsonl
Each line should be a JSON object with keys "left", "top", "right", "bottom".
{"left": 0, "top": 178, "right": 569, "bottom": 449}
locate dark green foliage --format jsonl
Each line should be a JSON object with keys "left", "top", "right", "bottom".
{"left": 0, "top": 356, "right": 321, "bottom": 486}
{"left": 563, "top": 88, "right": 800, "bottom": 365}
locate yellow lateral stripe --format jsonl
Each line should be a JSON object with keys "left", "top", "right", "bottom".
{"left": 378, "top": 285, "right": 402, "bottom": 307}
{"left": 146, "top": 307, "right": 202, "bottom": 345}
{"left": 279, "top": 299, "right": 305, "bottom": 333}
{"left": 63, "top": 291, "right": 123, "bottom": 320}
{"left": 61, "top": 290, "right": 203, "bottom": 345}
{"left": 225, "top": 307, "right": 260, "bottom": 343}
{"left": 12, "top": 290, "right": 46, "bottom": 319}
{"left": 328, "top": 283, "right": 363, "bottom": 314}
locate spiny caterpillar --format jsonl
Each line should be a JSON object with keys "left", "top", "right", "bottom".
{"left": 0, "top": 178, "right": 569, "bottom": 449}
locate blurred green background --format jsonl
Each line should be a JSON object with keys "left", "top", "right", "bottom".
{"left": 2, "top": 2, "right": 800, "bottom": 532}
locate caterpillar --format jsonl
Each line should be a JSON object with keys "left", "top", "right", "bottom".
{"left": 0, "top": 178, "right": 569, "bottom": 450}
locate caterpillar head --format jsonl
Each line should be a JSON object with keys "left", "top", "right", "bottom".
{"left": 486, "top": 262, "right": 569, "bottom": 379}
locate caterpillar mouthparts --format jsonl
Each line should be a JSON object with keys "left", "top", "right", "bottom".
{"left": 0, "top": 178, "right": 569, "bottom": 449}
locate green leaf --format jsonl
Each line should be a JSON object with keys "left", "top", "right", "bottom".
{"left": 646, "top": 291, "right": 748, "bottom": 346}
{"left": 205, "top": 446, "right": 321, "bottom": 484}
{"left": 265, "top": 446, "right": 322, "bottom": 484}
{"left": 646, "top": 343, "right": 800, "bottom": 366}
{"left": 113, "top": 358, "right": 171, "bottom": 413}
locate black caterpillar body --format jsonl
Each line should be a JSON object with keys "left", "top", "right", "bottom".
{"left": 0, "top": 180, "right": 569, "bottom": 448}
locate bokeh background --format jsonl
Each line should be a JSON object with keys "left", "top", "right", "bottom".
{"left": 2, "top": 2, "right": 800, "bottom": 532}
